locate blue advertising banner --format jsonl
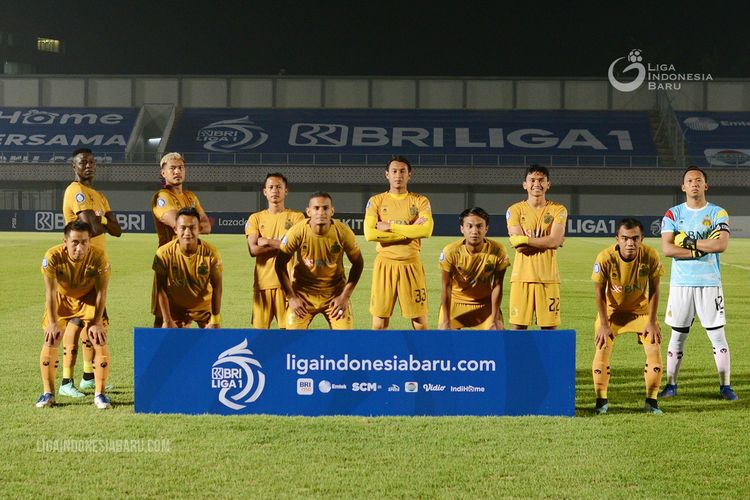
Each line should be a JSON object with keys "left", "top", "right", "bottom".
{"left": 134, "top": 328, "right": 575, "bottom": 416}
{"left": 0, "top": 107, "right": 139, "bottom": 163}
{"left": 167, "top": 109, "right": 656, "bottom": 159}
{"left": 676, "top": 112, "right": 750, "bottom": 167}
{"left": 0, "top": 210, "right": 663, "bottom": 237}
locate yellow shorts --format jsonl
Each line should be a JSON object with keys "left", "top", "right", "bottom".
{"left": 42, "top": 290, "right": 109, "bottom": 329}
{"left": 509, "top": 282, "right": 560, "bottom": 327}
{"left": 369, "top": 255, "right": 428, "bottom": 319}
{"left": 168, "top": 305, "right": 211, "bottom": 328}
{"left": 252, "top": 288, "right": 287, "bottom": 329}
{"left": 438, "top": 301, "right": 503, "bottom": 330}
{"left": 286, "top": 289, "right": 352, "bottom": 330}
{"left": 595, "top": 312, "right": 656, "bottom": 345}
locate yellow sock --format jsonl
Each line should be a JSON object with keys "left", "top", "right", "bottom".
{"left": 592, "top": 342, "right": 613, "bottom": 399}
{"left": 62, "top": 322, "right": 81, "bottom": 380}
{"left": 94, "top": 345, "right": 110, "bottom": 394}
{"left": 39, "top": 346, "right": 59, "bottom": 394}
{"left": 82, "top": 331, "right": 95, "bottom": 375}
{"left": 643, "top": 343, "right": 663, "bottom": 399}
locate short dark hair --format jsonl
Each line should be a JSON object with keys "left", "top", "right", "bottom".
{"left": 176, "top": 206, "right": 200, "bottom": 221}
{"left": 525, "top": 164, "right": 550, "bottom": 180}
{"left": 387, "top": 155, "right": 412, "bottom": 172}
{"left": 72, "top": 148, "right": 93, "bottom": 157}
{"left": 682, "top": 165, "right": 707, "bottom": 183}
{"left": 309, "top": 191, "right": 332, "bottom": 203}
{"left": 64, "top": 220, "right": 92, "bottom": 237}
{"left": 264, "top": 173, "right": 288, "bottom": 188}
{"left": 616, "top": 217, "right": 644, "bottom": 235}
{"left": 459, "top": 207, "right": 490, "bottom": 226}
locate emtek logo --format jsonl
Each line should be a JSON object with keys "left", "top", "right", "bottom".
{"left": 211, "top": 339, "right": 265, "bottom": 410}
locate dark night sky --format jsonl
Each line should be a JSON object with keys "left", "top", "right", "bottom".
{"left": 5, "top": 1, "right": 748, "bottom": 77}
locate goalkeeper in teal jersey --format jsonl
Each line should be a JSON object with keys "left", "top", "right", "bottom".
{"left": 658, "top": 166, "right": 737, "bottom": 401}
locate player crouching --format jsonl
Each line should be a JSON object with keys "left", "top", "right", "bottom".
{"left": 36, "top": 221, "right": 112, "bottom": 409}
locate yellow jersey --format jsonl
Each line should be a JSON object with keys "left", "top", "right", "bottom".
{"left": 506, "top": 200, "right": 567, "bottom": 283}
{"left": 152, "top": 239, "right": 223, "bottom": 311}
{"left": 41, "top": 243, "right": 110, "bottom": 299}
{"left": 365, "top": 191, "right": 432, "bottom": 261}
{"left": 279, "top": 219, "right": 359, "bottom": 295}
{"left": 62, "top": 181, "right": 112, "bottom": 252}
{"left": 245, "top": 208, "right": 305, "bottom": 290}
{"left": 151, "top": 189, "right": 206, "bottom": 247}
{"left": 439, "top": 238, "right": 510, "bottom": 304}
{"left": 592, "top": 243, "right": 664, "bottom": 316}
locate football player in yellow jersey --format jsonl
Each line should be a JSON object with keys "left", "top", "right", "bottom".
{"left": 439, "top": 207, "right": 510, "bottom": 330}
{"left": 36, "top": 221, "right": 113, "bottom": 409}
{"left": 60, "top": 148, "right": 121, "bottom": 395}
{"left": 150, "top": 152, "right": 212, "bottom": 326}
{"left": 275, "top": 192, "right": 364, "bottom": 330}
{"left": 364, "top": 156, "right": 433, "bottom": 330}
{"left": 591, "top": 218, "right": 664, "bottom": 415}
{"left": 153, "top": 207, "right": 223, "bottom": 328}
{"left": 506, "top": 165, "right": 567, "bottom": 330}
{"left": 246, "top": 173, "right": 305, "bottom": 329}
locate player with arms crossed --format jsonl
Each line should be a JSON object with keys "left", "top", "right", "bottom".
{"left": 438, "top": 207, "right": 510, "bottom": 330}
{"left": 506, "top": 165, "right": 567, "bottom": 330}
{"left": 364, "top": 156, "right": 433, "bottom": 330}
{"left": 592, "top": 218, "right": 665, "bottom": 415}
{"left": 275, "top": 192, "right": 364, "bottom": 329}
{"left": 658, "top": 166, "right": 737, "bottom": 401}
{"left": 36, "top": 221, "right": 113, "bottom": 409}
{"left": 151, "top": 152, "right": 211, "bottom": 326}
{"left": 60, "top": 148, "right": 121, "bottom": 396}
{"left": 153, "top": 207, "right": 223, "bottom": 329}
{"left": 246, "top": 173, "right": 304, "bottom": 328}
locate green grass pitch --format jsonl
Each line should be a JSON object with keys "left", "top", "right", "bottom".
{"left": 2, "top": 231, "right": 749, "bottom": 497}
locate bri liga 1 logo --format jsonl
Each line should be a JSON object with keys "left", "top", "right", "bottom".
{"left": 211, "top": 339, "right": 266, "bottom": 410}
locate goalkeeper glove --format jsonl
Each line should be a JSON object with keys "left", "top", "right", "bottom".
{"left": 509, "top": 235, "right": 529, "bottom": 247}
{"left": 691, "top": 249, "right": 706, "bottom": 259}
{"left": 674, "top": 231, "right": 697, "bottom": 250}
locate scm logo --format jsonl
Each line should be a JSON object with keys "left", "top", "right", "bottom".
{"left": 352, "top": 382, "right": 380, "bottom": 392}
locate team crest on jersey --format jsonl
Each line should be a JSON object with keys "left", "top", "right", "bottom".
{"left": 483, "top": 263, "right": 494, "bottom": 274}
{"left": 285, "top": 220, "right": 294, "bottom": 229}
{"left": 75, "top": 193, "right": 85, "bottom": 204}
{"left": 410, "top": 206, "right": 418, "bottom": 217}
{"left": 85, "top": 266, "right": 98, "bottom": 278}
{"left": 702, "top": 217, "right": 711, "bottom": 227}
{"left": 198, "top": 264, "right": 208, "bottom": 275}
{"left": 157, "top": 198, "right": 167, "bottom": 208}
{"left": 544, "top": 214, "right": 553, "bottom": 224}
{"left": 330, "top": 243, "right": 341, "bottom": 254}
{"left": 638, "top": 264, "right": 649, "bottom": 276}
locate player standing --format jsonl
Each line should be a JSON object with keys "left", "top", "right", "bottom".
{"left": 591, "top": 218, "right": 664, "bottom": 414}
{"left": 364, "top": 156, "right": 433, "bottom": 330}
{"left": 153, "top": 208, "right": 223, "bottom": 328}
{"left": 60, "top": 148, "right": 121, "bottom": 396}
{"left": 36, "top": 221, "right": 112, "bottom": 409}
{"left": 658, "top": 166, "right": 738, "bottom": 401}
{"left": 506, "top": 165, "right": 567, "bottom": 330}
{"left": 245, "top": 173, "right": 304, "bottom": 328}
{"left": 438, "top": 207, "right": 509, "bottom": 330}
{"left": 275, "top": 193, "right": 364, "bottom": 329}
